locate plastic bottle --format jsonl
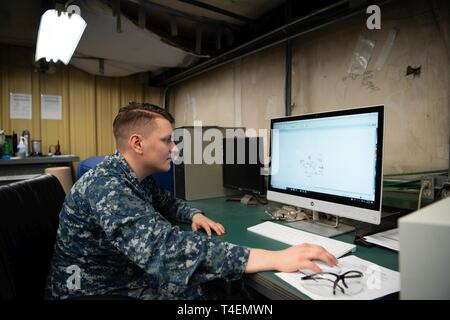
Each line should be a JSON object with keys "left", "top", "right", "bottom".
{"left": 22, "top": 130, "right": 30, "bottom": 156}
{"left": 17, "top": 137, "right": 27, "bottom": 158}
{"left": 12, "top": 131, "right": 17, "bottom": 155}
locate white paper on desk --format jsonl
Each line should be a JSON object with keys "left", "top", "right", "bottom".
{"left": 10, "top": 93, "right": 32, "bottom": 119}
{"left": 276, "top": 255, "right": 400, "bottom": 300}
{"left": 364, "top": 228, "right": 399, "bottom": 251}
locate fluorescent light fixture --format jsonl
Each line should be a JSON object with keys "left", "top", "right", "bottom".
{"left": 35, "top": 9, "right": 87, "bottom": 65}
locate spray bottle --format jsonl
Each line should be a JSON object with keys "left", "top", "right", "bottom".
{"left": 17, "top": 137, "right": 27, "bottom": 158}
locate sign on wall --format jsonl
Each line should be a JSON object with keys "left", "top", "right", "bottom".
{"left": 10, "top": 93, "right": 32, "bottom": 120}
{"left": 41, "top": 95, "right": 62, "bottom": 120}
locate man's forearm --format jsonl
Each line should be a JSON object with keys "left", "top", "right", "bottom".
{"left": 244, "top": 244, "right": 338, "bottom": 274}
{"left": 244, "top": 248, "right": 279, "bottom": 273}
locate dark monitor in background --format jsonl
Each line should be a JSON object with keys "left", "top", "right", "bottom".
{"left": 223, "top": 137, "right": 266, "bottom": 203}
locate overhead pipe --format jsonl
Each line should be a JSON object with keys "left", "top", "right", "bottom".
{"left": 178, "top": 0, "right": 254, "bottom": 24}
{"left": 160, "top": 0, "right": 350, "bottom": 87}
{"left": 161, "top": 0, "right": 393, "bottom": 109}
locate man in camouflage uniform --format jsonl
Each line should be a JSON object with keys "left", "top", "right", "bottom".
{"left": 46, "top": 102, "right": 336, "bottom": 299}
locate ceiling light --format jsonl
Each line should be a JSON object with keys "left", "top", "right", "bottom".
{"left": 35, "top": 9, "right": 87, "bottom": 65}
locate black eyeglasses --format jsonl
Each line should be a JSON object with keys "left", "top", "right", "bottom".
{"left": 301, "top": 270, "right": 364, "bottom": 296}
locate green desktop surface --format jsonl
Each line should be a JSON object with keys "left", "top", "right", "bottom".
{"left": 185, "top": 197, "right": 401, "bottom": 300}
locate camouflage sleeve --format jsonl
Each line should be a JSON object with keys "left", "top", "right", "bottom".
{"left": 146, "top": 177, "right": 200, "bottom": 223}
{"left": 88, "top": 177, "right": 250, "bottom": 286}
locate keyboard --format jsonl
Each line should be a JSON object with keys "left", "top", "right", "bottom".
{"left": 247, "top": 221, "right": 356, "bottom": 258}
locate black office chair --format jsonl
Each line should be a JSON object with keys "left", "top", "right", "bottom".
{"left": 0, "top": 174, "right": 65, "bottom": 300}
{"left": 0, "top": 174, "right": 139, "bottom": 300}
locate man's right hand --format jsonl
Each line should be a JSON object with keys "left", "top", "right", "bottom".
{"left": 273, "top": 244, "right": 337, "bottom": 273}
{"left": 245, "top": 244, "right": 337, "bottom": 274}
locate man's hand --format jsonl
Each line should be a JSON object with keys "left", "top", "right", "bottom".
{"left": 191, "top": 213, "right": 225, "bottom": 236}
{"left": 272, "top": 243, "right": 337, "bottom": 273}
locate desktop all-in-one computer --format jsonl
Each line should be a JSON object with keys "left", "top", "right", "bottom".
{"left": 267, "top": 105, "right": 384, "bottom": 237}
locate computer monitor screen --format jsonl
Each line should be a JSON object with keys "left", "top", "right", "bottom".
{"left": 268, "top": 105, "right": 384, "bottom": 224}
{"left": 223, "top": 137, "right": 266, "bottom": 195}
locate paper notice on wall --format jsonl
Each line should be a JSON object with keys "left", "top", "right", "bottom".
{"left": 374, "top": 29, "right": 397, "bottom": 71}
{"left": 348, "top": 36, "right": 376, "bottom": 75}
{"left": 41, "top": 95, "right": 62, "bottom": 120}
{"left": 10, "top": 93, "right": 32, "bottom": 119}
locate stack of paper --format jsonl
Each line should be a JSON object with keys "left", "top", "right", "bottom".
{"left": 276, "top": 255, "right": 400, "bottom": 300}
{"left": 363, "top": 228, "right": 399, "bottom": 251}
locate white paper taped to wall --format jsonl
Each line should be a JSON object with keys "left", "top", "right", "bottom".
{"left": 41, "top": 95, "right": 62, "bottom": 120}
{"left": 348, "top": 36, "right": 376, "bottom": 75}
{"left": 375, "top": 29, "right": 397, "bottom": 71}
{"left": 10, "top": 93, "right": 32, "bottom": 120}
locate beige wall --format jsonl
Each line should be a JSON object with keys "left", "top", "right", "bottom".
{"left": 170, "top": 44, "right": 286, "bottom": 131}
{"left": 171, "top": 64, "right": 235, "bottom": 127}
{"left": 169, "top": 0, "right": 449, "bottom": 174}
{"left": 0, "top": 45, "right": 163, "bottom": 162}
{"left": 291, "top": 0, "right": 449, "bottom": 174}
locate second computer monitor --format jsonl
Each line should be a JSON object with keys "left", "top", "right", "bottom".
{"left": 223, "top": 136, "right": 266, "bottom": 195}
{"left": 268, "top": 105, "right": 384, "bottom": 225}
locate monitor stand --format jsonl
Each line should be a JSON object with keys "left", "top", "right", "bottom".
{"left": 285, "top": 211, "right": 355, "bottom": 238}
{"left": 226, "top": 194, "right": 258, "bottom": 205}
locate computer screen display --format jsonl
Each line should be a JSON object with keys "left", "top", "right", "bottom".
{"left": 223, "top": 137, "right": 266, "bottom": 195}
{"left": 268, "top": 105, "right": 384, "bottom": 224}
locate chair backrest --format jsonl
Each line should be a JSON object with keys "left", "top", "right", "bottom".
{"left": 76, "top": 156, "right": 106, "bottom": 180}
{"left": 152, "top": 161, "right": 174, "bottom": 194}
{"left": 77, "top": 155, "right": 174, "bottom": 194}
{"left": 0, "top": 174, "right": 66, "bottom": 300}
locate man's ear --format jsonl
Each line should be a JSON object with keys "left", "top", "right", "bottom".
{"left": 129, "top": 134, "right": 143, "bottom": 154}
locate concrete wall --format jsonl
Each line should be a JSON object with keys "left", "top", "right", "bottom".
{"left": 291, "top": 0, "right": 449, "bottom": 174}
{"left": 170, "top": 44, "right": 286, "bottom": 131}
{"left": 169, "top": 0, "right": 449, "bottom": 174}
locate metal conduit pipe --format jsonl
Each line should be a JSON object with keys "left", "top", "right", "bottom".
{"left": 285, "top": 39, "right": 292, "bottom": 117}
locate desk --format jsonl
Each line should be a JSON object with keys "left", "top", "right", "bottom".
{"left": 186, "top": 197, "right": 399, "bottom": 300}
{"left": 0, "top": 155, "right": 79, "bottom": 186}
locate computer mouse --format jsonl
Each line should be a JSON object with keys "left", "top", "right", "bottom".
{"left": 300, "top": 261, "right": 341, "bottom": 275}
{"left": 317, "top": 261, "right": 341, "bottom": 273}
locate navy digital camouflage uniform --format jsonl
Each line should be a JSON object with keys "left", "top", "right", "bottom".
{"left": 46, "top": 151, "right": 250, "bottom": 299}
